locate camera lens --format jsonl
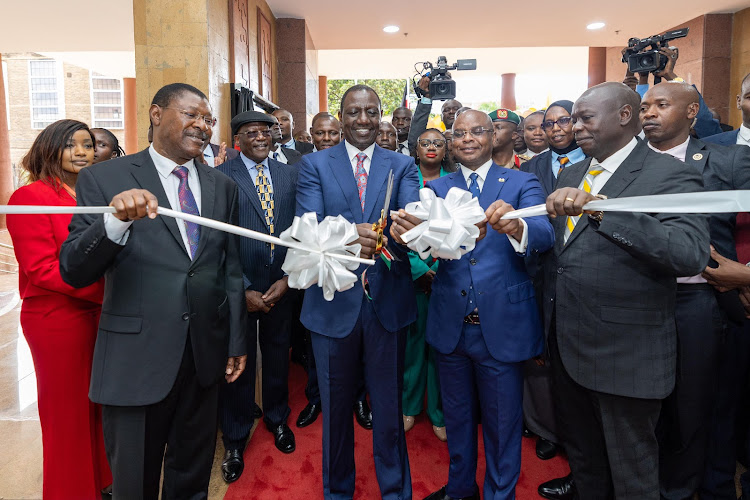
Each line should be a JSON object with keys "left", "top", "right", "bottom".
{"left": 641, "top": 54, "right": 654, "bottom": 66}
{"left": 436, "top": 84, "right": 449, "bottom": 95}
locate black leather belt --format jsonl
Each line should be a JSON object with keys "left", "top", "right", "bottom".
{"left": 463, "top": 312, "right": 480, "bottom": 324}
{"left": 676, "top": 282, "right": 714, "bottom": 292}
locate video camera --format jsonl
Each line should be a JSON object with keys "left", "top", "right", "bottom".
{"left": 622, "top": 28, "right": 688, "bottom": 80}
{"left": 413, "top": 56, "right": 477, "bottom": 101}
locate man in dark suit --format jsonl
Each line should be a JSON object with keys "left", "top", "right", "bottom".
{"left": 273, "top": 108, "right": 314, "bottom": 155}
{"left": 269, "top": 114, "right": 303, "bottom": 165}
{"left": 59, "top": 83, "right": 247, "bottom": 499}
{"left": 540, "top": 82, "right": 710, "bottom": 499}
{"left": 296, "top": 84, "right": 420, "bottom": 500}
{"left": 392, "top": 109, "right": 554, "bottom": 499}
{"left": 216, "top": 110, "right": 299, "bottom": 483}
{"left": 640, "top": 81, "right": 750, "bottom": 499}
{"left": 704, "top": 71, "right": 750, "bottom": 147}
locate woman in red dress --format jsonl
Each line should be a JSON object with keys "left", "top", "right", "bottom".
{"left": 7, "top": 119, "right": 112, "bottom": 499}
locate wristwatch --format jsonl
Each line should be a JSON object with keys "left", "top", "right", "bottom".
{"left": 588, "top": 194, "right": 607, "bottom": 223}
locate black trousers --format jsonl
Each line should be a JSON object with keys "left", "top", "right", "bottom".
{"left": 102, "top": 338, "right": 219, "bottom": 500}
{"left": 220, "top": 295, "right": 292, "bottom": 449}
{"left": 550, "top": 328, "right": 662, "bottom": 500}
{"left": 657, "top": 284, "right": 722, "bottom": 500}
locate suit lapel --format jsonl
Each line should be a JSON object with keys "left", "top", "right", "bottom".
{"left": 128, "top": 150, "right": 185, "bottom": 253}
{"left": 363, "top": 146, "right": 390, "bottom": 221}
{"left": 479, "top": 163, "right": 507, "bottom": 209}
{"left": 554, "top": 158, "right": 590, "bottom": 254}
{"left": 231, "top": 157, "right": 266, "bottom": 221}
{"left": 685, "top": 138, "right": 708, "bottom": 174}
{"left": 328, "top": 143, "right": 363, "bottom": 223}
{"left": 191, "top": 162, "right": 215, "bottom": 262}
{"left": 541, "top": 153, "right": 556, "bottom": 195}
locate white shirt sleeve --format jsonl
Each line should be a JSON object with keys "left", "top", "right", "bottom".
{"left": 505, "top": 218, "right": 529, "bottom": 254}
{"left": 103, "top": 213, "right": 133, "bottom": 245}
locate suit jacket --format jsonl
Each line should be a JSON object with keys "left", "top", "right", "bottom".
{"left": 702, "top": 129, "right": 739, "bottom": 147}
{"left": 217, "top": 156, "right": 297, "bottom": 293}
{"left": 541, "top": 140, "right": 710, "bottom": 399}
{"left": 210, "top": 143, "right": 239, "bottom": 165}
{"left": 59, "top": 149, "right": 247, "bottom": 406}
{"left": 520, "top": 150, "right": 556, "bottom": 196}
{"left": 295, "top": 141, "right": 420, "bottom": 337}
{"left": 294, "top": 140, "right": 314, "bottom": 155}
{"left": 279, "top": 146, "right": 303, "bottom": 165}
{"left": 425, "top": 164, "right": 555, "bottom": 362}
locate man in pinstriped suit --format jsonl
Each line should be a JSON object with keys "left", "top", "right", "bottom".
{"left": 217, "top": 111, "right": 299, "bottom": 484}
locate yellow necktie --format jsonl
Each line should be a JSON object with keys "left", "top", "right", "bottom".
{"left": 255, "top": 164, "right": 275, "bottom": 258}
{"left": 564, "top": 166, "right": 604, "bottom": 243}
{"left": 557, "top": 155, "right": 569, "bottom": 176}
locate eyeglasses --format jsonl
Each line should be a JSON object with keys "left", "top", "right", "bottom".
{"left": 236, "top": 129, "right": 272, "bottom": 139}
{"left": 162, "top": 107, "right": 217, "bottom": 127}
{"left": 418, "top": 139, "right": 446, "bottom": 148}
{"left": 451, "top": 127, "right": 493, "bottom": 139}
{"left": 541, "top": 117, "right": 572, "bottom": 130}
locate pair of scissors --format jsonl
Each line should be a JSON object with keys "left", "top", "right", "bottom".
{"left": 372, "top": 169, "right": 394, "bottom": 255}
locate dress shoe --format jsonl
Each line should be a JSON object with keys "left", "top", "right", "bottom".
{"left": 403, "top": 415, "right": 415, "bottom": 431}
{"left": 296, "top": 403, "right": 321, "bottom": 428}
{"left": 268, "top": 423, "right": 296, "bottom": 453}
{"left": 221, "top": 448, "right": 244, "bottom": 483}
{"left": 354, "top": 400, "right": 373, "bottom": 430}
{"left": 432, "top": 425, "right": 447, "bottom": 442}
{"left": 538, "top": 474, "right": 576, "bottom": 500}
{"left": 536, "top": 437, "right": 558, "bottom": 460}
{"left": 423, "top": 485, "right": 479, "bottom": 500}
{"left": 251, "top": 403, "right": 263, "bottom": 419}
{"left": 522, "top": 425, "right": 534, "bottom": 438}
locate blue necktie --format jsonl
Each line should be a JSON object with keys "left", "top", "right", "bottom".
{"left": 172, "top": 166, "right": 201, "bottom": 258}
{"left": 465, "top": 172, "right": 480, "bottom": 315}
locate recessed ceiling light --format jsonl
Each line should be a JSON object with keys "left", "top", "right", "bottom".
{"left": 587, "top": 22, "right": 606, "bottom": 30}
{"left": 383, "top": 25, "right": 400, "bottom": 33}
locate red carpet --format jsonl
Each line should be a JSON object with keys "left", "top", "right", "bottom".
{"left": 225, "top": 362, "right": 570, "bottom": 499}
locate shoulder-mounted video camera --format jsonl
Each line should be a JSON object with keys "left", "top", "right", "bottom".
{"left": 622, "top": 28, "right": 688, "bottom": 82}
{"left": 413, "top": 56, "right": 477, "bottom": 101}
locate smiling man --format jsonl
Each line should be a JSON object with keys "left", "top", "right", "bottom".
{"left": 296, "top": 84, "right": 420, "bottom": 500}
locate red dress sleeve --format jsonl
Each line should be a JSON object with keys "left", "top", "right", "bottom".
{"left": 7, "top": 181, "right": 104, "bottom": 304}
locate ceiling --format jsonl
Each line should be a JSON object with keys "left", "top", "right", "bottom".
{"left": 267, "top": 0, "right": 749, "bottom": 50}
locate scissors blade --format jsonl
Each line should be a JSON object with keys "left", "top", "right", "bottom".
{"left": 382, "top": 169, "right": 395, "bottom": 215}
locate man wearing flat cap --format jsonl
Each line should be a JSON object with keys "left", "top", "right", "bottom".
{"left": 217, "top": 111, "right": 300, "bottom": 484}
{"left": 489, "top": 109, "right": 529, "bottom": 170}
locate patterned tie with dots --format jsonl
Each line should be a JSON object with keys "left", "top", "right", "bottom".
{"left": 172, "top": 165, "right": 201, "bottom": 258}
{"left": 354, "top": 152, "right": 368, "bottom": 212}
{"left": 255, "top": 163, "right": 275, "bottom": 260}
{"left": 564, "top": 165, "right": 604, "bottom": 243}
{"left": 557, "top": 155, "right": 570, "bottom": 176}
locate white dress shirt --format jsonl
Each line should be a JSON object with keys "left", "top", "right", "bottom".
{"left": 397, "top": 140, "right": 410, "bottom": 156}
{"left": 584, "top": 137, "right": 638, "bottom": 196}
{"left": 738, "top": 124, "right": 750, "bottom": 146}
{"left": 527, "top": 148, "right": 549, "bottom": 158}
{"left": 202, "top": 143, "right": 215, "bottom": 167}
{"left": 458, "top": 159, "right": 529, "bottom": 254}
{"left": 344, "top": 141, "right": 376, "bottom": 175}
{"left": 104, "top": 144, "right": 202, "bottom": 259}
{"left": 269, "top": 146, "right": 289, "bottom": 164}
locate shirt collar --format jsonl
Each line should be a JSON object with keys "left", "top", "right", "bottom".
{"left": 149, "top": 144, "right": 197, "bottom": 180}
{"left": 283, "top": 138, "right": 295, "bottom": 149}
{"left": 593, "top": 137, "right": 638, "bottom": 174}
{"left": 459, "top": 158, "right": 493, "bottom": 184}
{"left": 240, "top": 152, "right": 268, "bottom": 170}
{"left": 551, "top": 147, "right": 584, "bottom": 163}
{"left": 647, "top": 136, "right": 690, "bottom": 162}
{"left": 344, "top": 140, "right": 376, "bottom": 162}
{"left": 739, "top": 124, "right": 750, "bottom": 142}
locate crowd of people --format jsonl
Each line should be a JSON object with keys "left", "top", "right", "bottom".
{"left": 5, "top": 46, "right": 750, "bottom": 500}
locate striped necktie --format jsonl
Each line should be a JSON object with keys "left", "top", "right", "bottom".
{"left": 564, "top": 166, "right": 604, "bottom": 243}
{"left": 354, "top": 152, "right": 368, "bottom": 211}
{"left": 255, "top": 163, "right": 275, "bottom": 259}
{"left": 171, "top": 166, "right": 201, "bottom": 258}
{"left": 557, "top": 155, "right": 570, "bottom": 176}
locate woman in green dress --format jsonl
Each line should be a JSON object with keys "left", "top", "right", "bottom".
{"left": 402, "top": 128, "right": 454, "bottom": 441}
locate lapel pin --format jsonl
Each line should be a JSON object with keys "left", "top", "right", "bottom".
{"left": 498, "top": 177, "right": 506, "bottom": 183}
{"left": 692, "top": 153, "right": 703, "bottom": 161}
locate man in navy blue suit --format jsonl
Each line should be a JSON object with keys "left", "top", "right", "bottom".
{"left": 704, "top": 72, "right": 750, "bottom": 147}
{"left": 393, "top": 109, "right": 555, "bottom": 500}
{"left": 217, "top": 111, "right": 299, "bottom": 484}
{"left": 295, "top": 85, "right": 420, "bottom": 500}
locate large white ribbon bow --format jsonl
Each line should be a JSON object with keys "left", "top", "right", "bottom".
{"left": 280, "top": 213, "right": 363, "bottom": 301}
{"left": 398, "top": 187, "right": 486, "bottom": 260}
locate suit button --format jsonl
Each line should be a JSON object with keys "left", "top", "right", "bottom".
{"left": 461, "top": 290, "right": 467, "bottom": 296}
{"left": 188, "top": 271, "right": 195, "bottom": 277}
{"left": 613, "top": 232, "right": 620, "bottom": 239}
{"left": 470, "top": 258, "right": 477, "bottom": 265}
{"left": 557, "top": 267, "right": 564, "bottom": 275}
{"left": 182, "top": 313, "right": 189, "bottom": 321}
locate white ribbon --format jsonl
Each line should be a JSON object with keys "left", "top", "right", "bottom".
{"left": 500, "top": 190, "right": 750, "bottom": 219}
{"left": 280, "top": 213, "right": 363, "bottom": 301}
{"left": 0, "top": 205, "right": 373, "bottom": 298}
{"left": 396, "top": 187, "right": 486, "bottom": 260}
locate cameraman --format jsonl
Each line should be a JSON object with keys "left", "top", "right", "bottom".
{"left": 407, "top": 76, "right": 463, "bottom": 155}
{"left": 622, "top": 46, "right": 722, "bottom": 139}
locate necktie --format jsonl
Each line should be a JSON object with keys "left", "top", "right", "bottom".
{"left": 255, "top": 163, "right": 275, "bottom": 260}
{"left": 354, "top": 152, "right": 368, "bottom": 212}
{"left": 172, "top": 166, "right": 201, "bottom": 258}
{"left": 564, "top": 166, "right": 604, "bottom": 243}
{"left": 398, "top": 143, "right": 407, "bottom": 154}
{"left": 468, "top": 172, "right": 481, "bottom": 198}
{"left": 273, "top": 151, "right": 279, "bottom": 161}
{"left": 557, "top": 155, "right": 570, "bottom": 176}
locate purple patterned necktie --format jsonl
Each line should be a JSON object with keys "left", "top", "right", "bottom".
{"left": 172, "top": 165, "right": 201, "bottom": 258}
{"left": 354, "top": 152, "right": 368, "bottom": 212}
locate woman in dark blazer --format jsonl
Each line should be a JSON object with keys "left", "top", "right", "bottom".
{"left": 7, "top": 119, "right": 111, "bottom": 499}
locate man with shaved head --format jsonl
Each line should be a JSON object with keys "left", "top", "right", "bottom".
{"left": 309, "top": 112, "right": 341, "bottom": 152}
{"left": 376, "top": 121, "right": 398, "bottom": 151}
{"left": 538, "top": 82, "right": 710, "bottom": 500}
{"left": 641, "top": 81, "right": 750, "bottom": 500}
{"left": 272, "top": 108, "right": 314, "bottom": 155}
{"left": 391, "top": 106, "right": 412, "bottom": 155}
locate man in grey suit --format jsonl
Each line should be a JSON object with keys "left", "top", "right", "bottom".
{"left": 538, "top": 82, "right": 710, "bottom": 500}
{"left": 60, "top": 83, "right": 247, "bottom": 499}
